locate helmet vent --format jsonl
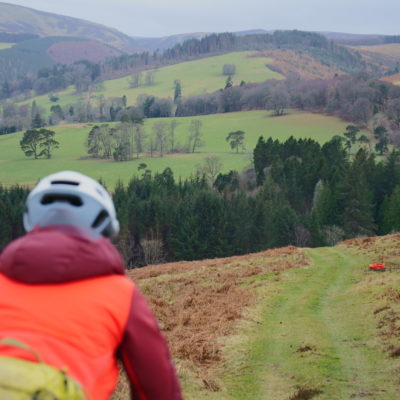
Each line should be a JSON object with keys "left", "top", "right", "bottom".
{"left": 92, "top": 210, "right": 109, "bottom": 228}
{"left": 41, "top": 194, "right": 83, "bottom": 206}
{"left": 51, "top": 180, "right": 79, "bottom": 186}
{"left": 96, "top": 188, "right": 105, "bottom": 198}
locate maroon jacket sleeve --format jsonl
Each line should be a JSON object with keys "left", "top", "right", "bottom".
{"left": 118, "top": 287, "right": 183, "bottom": 400}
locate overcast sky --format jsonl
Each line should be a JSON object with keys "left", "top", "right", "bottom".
{"left": 3, "top": 0, "right": 400, "bottom": 38}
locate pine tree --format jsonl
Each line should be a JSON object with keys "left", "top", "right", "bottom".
{"left": 381, "top": 185, "right": 400, "bottom": 234}
{"left": 173, "top": 80, "right": 182, "bottom": 104}
{"left": 224, "top": 75, "right": 233, "bottom": 89}
{"left": 338, "top": 149, "right": 376, "bottom": 237}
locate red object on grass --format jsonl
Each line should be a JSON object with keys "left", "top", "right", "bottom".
{"left": 369, "top": 263, "right": 385, "bottom": 271}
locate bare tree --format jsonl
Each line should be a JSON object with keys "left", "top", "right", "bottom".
{"left": 112, "top": 127, "right": 132, "bottom": 161}
{"left": 196, "top": 156, "right": 223, "bottom": 183}
{"left": 145, "top": 70, "right": 155, "bottom": 86}
{"left": 129, "top": 72, "right": 142, "bottom": 88}
{"left": 267, "top": 87, "right": 289, "bottom": 116}
{"left": 222, "top": 64, "right": 236, "bottom": 76}
{"left": 293, "top": 224, "right": 311, "bottom": 247}
{"left": 168, "top": 120, "right": 178, "bottom": 152}
{"left": 152, "top": 121, "right": 168, "bottom": 156}
{"left": 188, "top": 119, "right": 204, "bottom": 153}
{"left": 323, "top": 225, "right": 346, "bottom": 246}
{"left": 133, "top": 123, "right": 147, "bottom": 159}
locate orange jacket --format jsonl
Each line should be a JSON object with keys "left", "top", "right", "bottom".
{"left": 0, "top": 226, "right": 182, "bottom": 400}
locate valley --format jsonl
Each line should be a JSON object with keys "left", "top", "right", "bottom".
{"left": 0, "top": 3, "right": 399, "bottom": 398}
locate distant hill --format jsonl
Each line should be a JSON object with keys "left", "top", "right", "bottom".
{"left": 132, "top": 33, "right": 209, "bottom": 52}
{"left": 0, "top": 36, "right": 123, "bottom": 82}
{"left": 133, "top": 30, "right": 273, "bottom": 52}
{"left": 320, "top": 31, "right": 400, "bottom": 47}
{"left": 0, "top": 2, "right": 138, "bottom": 52}
{"left": 345, "top": 43, "right": 400, "bottom": 75}
{"left": 319, "top": 32, "right": 386, "bottom": 45}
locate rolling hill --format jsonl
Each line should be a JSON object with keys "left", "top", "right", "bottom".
{"left": 0, "top": 2, "right": 138, "bottom": 52}
{"left": 110, "top": 234, "right": 400, "bottom": 399}
{"left": 0, "top": 36, "right": 124, "bottom": 82}
{"left": 17, "top": 51, "right": 284, "bottom": 112}
{"left": 347, "top": 43, "right": 400, "bottom": 75}
{"left": 132, "top": 32, "right": 210, "bottom": 52}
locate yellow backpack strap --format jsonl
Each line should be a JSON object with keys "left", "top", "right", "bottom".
{"left": 0, "top": 337, "right": 44, "bottom": 363}
{"left": 0, "top": 338, "right": 90, "bottom": 400}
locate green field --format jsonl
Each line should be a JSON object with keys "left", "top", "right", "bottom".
{"left": 0, "top": 43, "right": 14, "bottom": 50}
{"left": 102, "top": 51, "right": 283, "bottom": 104}
{"left": 19, "top": 51, "right": 283, "bottom": 112}
{"left": 0, "top": 110, "right": 357, "bottom": 188}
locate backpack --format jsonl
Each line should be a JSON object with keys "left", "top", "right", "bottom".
{"left": 0, "top": 338, "right": 86, "bottom": 400}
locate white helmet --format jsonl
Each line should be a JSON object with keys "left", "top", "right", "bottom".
{"left": 23, "top": 171, "right": 120, "bottom": 239}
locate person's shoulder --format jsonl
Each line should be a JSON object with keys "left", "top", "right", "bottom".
{"left": 93, "top": 274, "right": 136, "bottom": 295}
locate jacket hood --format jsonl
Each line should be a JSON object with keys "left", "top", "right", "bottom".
{"left": 0, "top": 225, "right": 125, "bottom": 284}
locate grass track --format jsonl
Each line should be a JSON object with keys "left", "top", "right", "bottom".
{"left": 216, "top": 246, "right": 398, "bottom": 400}
{"left": 109, "top": 237, "right": 400, "bottom": 400}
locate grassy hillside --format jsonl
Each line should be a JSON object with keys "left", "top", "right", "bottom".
{"left": 112, "top": 234, "right": 400, "bottom": 399}
{"left": 347, "top": 44, "right": 400, "bottom": 75}
{"left": 381, "top": 73, "right": 400, "bottom": 86}
{"left": 103, "top": 51, "right": 284, "bottom": 104}
{"left": 351, "top": 43, "right": 400, "bottom": 57}
{"left": 0, "top": 2, "right": 137, "bottom": 52}
{"left": 0, "top": 110, "right": 354, "bottom": 188}
{"left": 0, "top": 42, "right": 13, "bottom": 50}
{"left": 19, "top": 51, "right": 284, "bottom": 112}
{"left": 252, "top": 49, "right": 343, "bottom": 79}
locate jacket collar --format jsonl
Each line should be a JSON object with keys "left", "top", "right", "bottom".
{"left": 0, "top": 226, "right": 125, "bottom": 284}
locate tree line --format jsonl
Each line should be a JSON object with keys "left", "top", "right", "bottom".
{"left": 2, "top": 135, "right": 400, "bottom": 266}
{"left": 6, "top": 70, "right": 398, "bottom": 137}
{"left": 175, "top": 73, "right": 400, "bottom": 151}
{"left": 114, "top": 136, "right": 400, "bottom": 266}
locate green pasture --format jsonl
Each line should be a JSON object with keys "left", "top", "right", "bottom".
{"left": 102, "top": 51, "right": 283, "bottom": 104}
{"left": 0, "top": 43, "right": 14, "bottom": 50}
{"left": 19, "top": 88, "right": 90, "bottom": 114}
{"left": 0, "top": 110, "right": 354, "bottom": 188}
{"left": 18, "top": 51, "right": 283, "bottom": 113}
